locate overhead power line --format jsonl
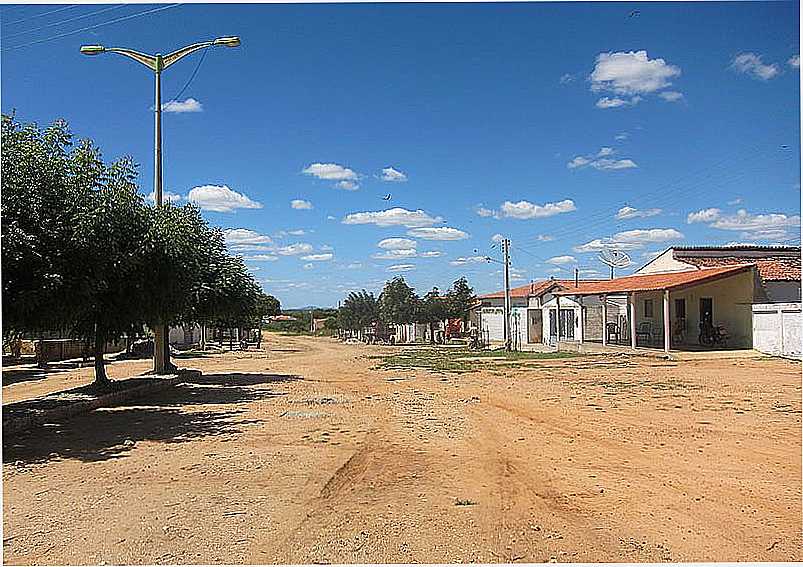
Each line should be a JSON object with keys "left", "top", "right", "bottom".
{"left": 1, "top": 4, "right": 79, "bottom": 27}
{"left": 3, "top": 4, "right": 127, "bottom": 41}
{"left": 2, "top": 4, "right": 181, "bottom": 52}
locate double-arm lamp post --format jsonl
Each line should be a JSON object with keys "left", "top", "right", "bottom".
{"left": 80, "top": 36, "right": 240, "bottom": 374}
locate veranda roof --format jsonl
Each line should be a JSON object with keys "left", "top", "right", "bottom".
{"left": 553, "top": 264, "right": 754, "bottom": 296}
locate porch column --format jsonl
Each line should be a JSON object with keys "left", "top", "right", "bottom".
{"left": 555, "top": 295, "right": 560, "bottom": 342}
{"left": 663, "top": 289, "right": 671, "bottom": 353}
{"left": 601, "top": 295, "right": 608, "bottom": 346}
{"left": 578, "top": 296, "right": 584, "bottom": 344}
{"left": 629, "top": 292, "right": 637, "bottom": 349}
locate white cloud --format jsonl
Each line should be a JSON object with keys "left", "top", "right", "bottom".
{"left": 326, "top": 215, "right": 336, "bottom": 221}
{"left": 380, "top": 167, "right": 408, "bottom": 182}
{"left": 491, "top": 233, "right": 505, "bottom": 243}
{"left": 161, "top": 98, "right": 202, "bottom": 113}
{"left": 406, "top": 227, "right": 469, "bottom": 240}
{"left": 536, "top": 234, "right": 554, "bottom": 242}
{"left": 789, "top": 54, "right": 800, "bottom": 69}
{"left": 320, "top": 244, "right": 334, "bottom": 251}
{"left": 346, "top": 262, "right": 363, "bottom": 270}
{"left": 240, "top": 254, "right": 279, "bottom": 262}
{"left": 388, "top": 264, "right": 415, "bottom": 272}
{"left": 475, "top": 206, "right": 499, "bottom": 218}
{"left": 687, "top": 208, "right": 722, "bottom": 223}
{"left": 615, "top": 132, "right": 629, "bottom": 141}
{"left": 616, "top": 206, "right": 662, "bottom": 220}
{"left": 291, "top": 199, "right": 313, "bottom": 210}
{"left": 597, "top": 147, "right": 615, "bottom": 157}
{"left": 591, "top": 50, "right": 681, "bottom": 96}
{"left": 343, "top": 207, "right": 442, "bottom": 228}
{"left": 187, "top": 185, "right": 262, "bottom": 213}
{"left": 147, "top": 190, "right": 182, "bottom": 203}
{"left": 276, "top": 243, "right": 314, "bottom": 256}
{"left": 301, "top": 253, "right": 333, "bottom": 261}
{"left": 731, "top": 53, "right": 779, "bottom": 81}
{"left": 223, "top": 228, "right": 273, "bottom": 248}
{"left": 559, "top": 73, "right": 574, "bottom": 84}
{"left": 728, "top": 197, "right": 744, "bottom": 206}
{"left": 546, "top": 255, "right": 577, "bottom": 265}
{"left": 709, "top": 209, "right": 801, "bottom": 240}
{"left": 335, "top": 180, "right": 359, "bottom": 191}
{"left": 372, "top": 248, "right": 418, "bottom": 260}
{"left": 418, "top": 250, "right": 443, "bottom": 258}
{"left": 574, "top": 228, "right": 684, "bottom": 252}
{"left": 596, "top": 96, "right": 641, "bottom": 109}
{"left": 499, "top": 199, "right": 576, "bottom": 219}
{"left": 302, "top": 162, "right": 358, "bottom": 181}
{"left": 378, "top": 237, "right": 417, "bottom": 250}
{"left": 568, "top": 148, "right": 637, "bottom": 171}
{"left": 450, "top": 256, "right": 489, "bottom": 266}
{"left": 658, "top": 91, "right": 684, "bottom": 102}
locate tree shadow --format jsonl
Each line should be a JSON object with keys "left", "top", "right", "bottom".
{"left": 186, "top": 372, "right": 302, "bottom": 387}
{"left": 3, "top": 372, "right": 300, "bottom": 465}
{"left": 2, "top": 362, "right": 80, "bottom": 387}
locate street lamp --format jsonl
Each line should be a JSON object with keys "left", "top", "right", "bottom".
{"left": 81, "top": 37, "right": 241, "bottom": 374}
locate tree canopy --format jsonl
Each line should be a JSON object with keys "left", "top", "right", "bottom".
{"left": 1, "top": 114, "right": 278, "bottom": 385}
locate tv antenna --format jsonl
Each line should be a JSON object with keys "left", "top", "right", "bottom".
{"left": 597, "top": 248, "right": 631, "bottom": 279}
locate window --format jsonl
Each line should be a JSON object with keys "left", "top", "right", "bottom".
{"left": 674, "top": 298, "right": 686, "bottom": 319}
{"left": 644, "top": 299, "right": 654, "bottom": 318}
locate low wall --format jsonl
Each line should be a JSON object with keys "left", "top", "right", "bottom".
{"left": 752, "top": 303, "right": 802, "bottom": 359}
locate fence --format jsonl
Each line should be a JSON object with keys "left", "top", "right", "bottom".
{"left": 752, "top": 303, "right": 802, "bottom": 359}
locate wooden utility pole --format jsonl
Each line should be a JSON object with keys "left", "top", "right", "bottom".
{"left": 502, "top": 237, "right": 512, "bottom": 351}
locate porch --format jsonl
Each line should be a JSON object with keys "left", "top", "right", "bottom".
{"left": 553, "top": 264, "right": 758, "bottom": 353}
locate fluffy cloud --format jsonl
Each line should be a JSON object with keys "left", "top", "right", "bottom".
{"left": 223, "top": 228, "right": 273, "bottom": 249}
{"left": 658, "top": 91, "right": 684, "bottom": 102}
{"left": 387, "top": 264, "right": 415, "bottom": 272}
{"left": 187, "top": 185, "right": 262, "bottom": 212}
{"left": 491, "top": 233, "right": 505, "bottom": 243}
{"left": 731, "top": 53, "right": 779, "bottom": 81}
{"left": 568, "top": 148, "right": 637, "bottom": 171}
{"left": 161, "top": 98, "right": 202, "bottom": 113}
{"left": 709, "top": 209, "right": 801, "bottom": 240}
{"left": 406, "top": 227, "right": 469, "bottom": 240}
{"left": 276, "top": 243, "right": 314, "bottom": 256}
{"left": 790, "top": 55, "right": 801, "bottom": 69}
{"left": 291, "top": 199, "right": 313, "bottom": 210}
{"left": 475, "top": 206, "right": 499, "bottom": 218}
{"left": 499, "top": 199, "right": 576, "bottom": 219}
{"left": 546, "top": 255, "right": 577, "bottom": 265}
{"left": 343, "top": 207, "right": 442, "bottom": 228}
{"left": 596, "top": 96, "right": 641, "bottom": 109}
{"left": 378, "top": 237, "right": 417, "bottom": 250}
{"left": 300, "top": 253, "right": 333, "bottom": 261}
{"left": 591, "top": 50, "right": 681, "bottom": 96}
{"left": 380, "top": 167, "right": 408, "bottom": 182}
{"left": 302, "top": 162, "right": 358, "bottom": 181}
{"left": 335, "top": 180, "right": 359, "bottom": 191}
{"left": 616, "top": 206, "right": 662, "bottom": 220}
{"left": 559, "top": 73, "right": 574, "bottom": 84}
{"left": 536, "top": 234, "right": 555, "bottom": 242}
{"left": 449, "top": 256, "right": 489, "bottom": 266}
{"left": 574, "top": 228, "right": 684, "bottom": 252}
{"left": 241, "top": 254, "right": 279, "bottom": 262}
{"left": 372, "top": 248, "right": 442, "bottom": 260}
{"left": 687, "top": 208, "right": 722, "bottom": 223}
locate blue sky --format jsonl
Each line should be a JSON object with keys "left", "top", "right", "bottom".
{"left": 2, "top": 1, "right": 800, "bottom": 308}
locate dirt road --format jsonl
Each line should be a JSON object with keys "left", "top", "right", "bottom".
{"left": 3, "top": 334, "right": 801, "bottom": 564}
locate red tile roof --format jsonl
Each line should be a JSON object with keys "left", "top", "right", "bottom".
{"left": 479, "top": 279, "right": 603, "bottom": 300}
{"left": 678, "top": 257, "right": 800, "bottom": 281}
{"left": 554, "top": 264, "right": 754, "bottom": 296}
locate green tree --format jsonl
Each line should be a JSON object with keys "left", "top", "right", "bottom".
{"left": 338, "top": 290, "right": 379, "bottom": 332}
{"left": 379, "top": 276, "right": 420, "bottom": 325}
{"left": 445, "top": 276, "right": 476, "bottom": 324}
{"left": 418, "top": 287, "right": 448, "bottom": 343}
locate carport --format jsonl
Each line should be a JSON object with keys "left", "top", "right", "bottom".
{"left": 553, "top": 264, "right": 757, "bottom": 352}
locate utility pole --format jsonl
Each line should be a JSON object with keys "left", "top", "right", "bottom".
{"left": 502, "top": 237, "right": 512, "bottom": 351}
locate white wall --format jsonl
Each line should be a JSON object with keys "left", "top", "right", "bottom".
{"left": 753, "top": 303, "right": 802, "bottom": 359}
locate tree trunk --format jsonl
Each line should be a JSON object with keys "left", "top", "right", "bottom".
{"left": 93, "top": 326, "right": 110, "bottom": 387}
{"left": 163, "top": 324, "right": 177, "bottom": 373}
